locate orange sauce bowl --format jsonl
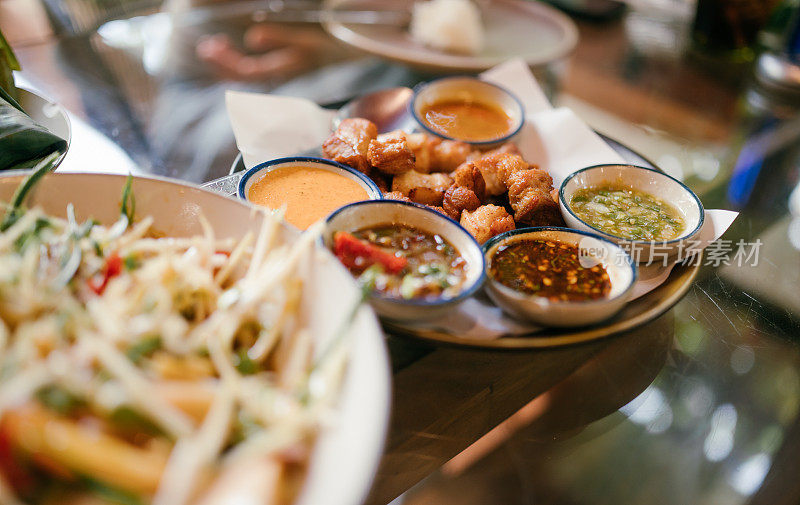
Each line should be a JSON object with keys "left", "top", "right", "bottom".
{"left": 238, "top": 157, "right": 382, "bottom": 230}
{"left": 411, "top": 77, "right": 525, "bottom": 147}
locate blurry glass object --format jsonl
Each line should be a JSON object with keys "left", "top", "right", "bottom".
{"left": 624, "top": 0, "right": 696, "bottom": 58}
{"left": 759, "top": 0, "right": 800, "bottom": 55}
{"left": 692, "top": 0, "right": 781, "bottom": 61}
{"left": 41, "top": 0, "right": 164, "bottom": 36}
{"left": 726, "top": 0, "right": 800, "bottom": 211}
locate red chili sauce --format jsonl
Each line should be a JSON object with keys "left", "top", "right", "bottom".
{"left": 489, "top": 239, "right": 611, "bottom": 302}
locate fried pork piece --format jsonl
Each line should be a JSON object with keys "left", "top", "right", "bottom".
{"left": 506, "top": 169, "right": 563, "bottom": 226}
{"left": 405, "top": 133, "right": 435, "bottom": 173}
{"left": 485, "top": 143, "right": 522, "bottom": 157}
{"left": 443, "top": 185, "right": 481, "bottom": 221}
{"left": 369, "top": 172, "right": 391, "bottom": 193}
{"left": 431, "top": 139, "right": 474, "bottom": 172}
{"left": 451, "top": 162, "right": 486, "bottom": 201}
{"left": 384, "top": 191, "right": 411, "bottom": 202}
{"left": 322, "top": 118, "right": 377, "bottom": 174}
{"left": 426, "top": 205, "right": 448, "bottom": 216}
{"left": 472, "top": 152, "right": 530, "bottom": 196}
{"left": 391, "top": 170, "right": 453, "bottom": 206}
{"left": 367, "top": 131, "right": 415, "bottom": 175}
{"left": 405, "top": 133, "right": 473, "bottom": 173}
{"left": 460, "top": 204, "right": 516, "bottom": 244}
{"left": 467, "top": 142, "right": 521, "bottom": 162}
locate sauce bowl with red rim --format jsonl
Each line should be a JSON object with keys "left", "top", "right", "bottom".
{"left": 483, "top": 227, "right": 638, "bottom": 327}
{"left": 410, "top": 76, "right": 525, "bottom": 147}
{"left": 559, "top": 164, "right": 705, "bottom": 263}
{"left": 238, "top": 157, "right": 382, "bottom": 230}
{"left": 323, "top": 200, "right": 486, "bottom": 322}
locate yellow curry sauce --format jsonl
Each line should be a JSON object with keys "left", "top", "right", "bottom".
{"left": 247, "top": 165, "right": 368, "bottom": 230}
{"left": 421, "top": 100, "right": 513, "bottom": 142}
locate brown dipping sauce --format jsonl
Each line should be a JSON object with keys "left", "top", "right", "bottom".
{"left": 489, "top": 239, "right": 611, "bottom": 302}
{"left": 247, "top": 165, "right": 368, "bottom": 230}
{"left": 421, "top": 99, "right": 513, "bottom": 142}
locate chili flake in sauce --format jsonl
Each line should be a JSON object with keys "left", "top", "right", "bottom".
{"left": 489, "top": 239, "right": 611, "bottom": 302}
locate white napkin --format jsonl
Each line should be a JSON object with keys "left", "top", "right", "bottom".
{"left": 224, "top": 60, "right": 739, "bottom": 340}
{"left": 226, "top": 90, "right": 335, "bottom": 169}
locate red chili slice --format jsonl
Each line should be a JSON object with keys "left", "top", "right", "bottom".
{"left": 88, "top": 252, "right": 123, "bottom": 295}
{"left": 333, "top": 232, "right": 407, "bottom": 274}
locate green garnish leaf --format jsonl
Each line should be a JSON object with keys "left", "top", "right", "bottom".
{"left": 125, "top": 335, "right": 161, "bottom": 363}
{"left": 0, "top": 152, "right": 59, "bottom": 231}
{"left": 108, "top": 406, "right": 163, "bottom": 437}
{"left": 123, "top": 253, "right": 139, "bottom": 271}
{"left": 0, "top": 29, "right": 20, "bottom": 71}
{"left": 84, "top": 477, "right": 146, "bottom": 505}
{"left": 234, "top": 349, "right": 258, "bottom": 375}
{"left": 120, "top": 173, "right": 135, "bottom": 224}
{"left": 13, "top": 216, "right": 50, "bottom": 252}
{"left": 36, "top": 386, "right": 84, "bottom": 415}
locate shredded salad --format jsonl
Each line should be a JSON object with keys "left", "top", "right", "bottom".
{"left": 0, "top": 162, "right": 352, "bottom": 505}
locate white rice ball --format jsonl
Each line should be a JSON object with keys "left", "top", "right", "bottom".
{"left": 410, "top": 0, "right": 485, "bottom": 55}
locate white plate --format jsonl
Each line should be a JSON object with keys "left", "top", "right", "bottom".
{"left": 324, "top": 0, "right": 579, "bottom": 73}
{"left": 0, "top": 172, "right": 390, "bottom": 505}
{"left": 16, "top": 87, "right": 72, "bottom": 169}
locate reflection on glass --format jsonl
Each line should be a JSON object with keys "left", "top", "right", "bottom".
{"left": 730, "top": 453, "right": 771, "bottom": 495}
{"left": 704, "top": 403, "right": 737, "bottom": 462}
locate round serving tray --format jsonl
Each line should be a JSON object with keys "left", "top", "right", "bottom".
{"left": 382, "top": 261, "right": 699, "bottom": 349}
{"left": 228, "top": 135, "right": 700, "bottom": 349}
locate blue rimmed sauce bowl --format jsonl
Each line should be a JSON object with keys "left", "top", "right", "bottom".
{"left": 559, "top": 164, "right": 705, "bottom": 263}
{"left": 323, "top": 200, "right": 485, "bottom": 322}
{"left": 410, "top": 76, "right": 525, "bottom": 148}
{"left": 483, "top": 227, "right": 637, "bottom": 327}
{"left": 238, "top": 156, "right": 382, "bottom": 230}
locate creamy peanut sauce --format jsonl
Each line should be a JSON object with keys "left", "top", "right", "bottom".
{"left": 247, "top": 165, "right": 368, "bottom": 230}
{"left": 421, "top": 100, "right": 513, "bottom": 142}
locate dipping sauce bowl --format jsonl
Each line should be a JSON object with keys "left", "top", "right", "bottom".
{"left": 324, "top": 200, "right": 485, "bottom": 322}
{"left": 559, "top": 164, "right": 705, "bottom": 263}
{"left": 484, "top": 227, "right": 637, "bottom": 327}
{"left": 238, "top": 157, "right": 382, "bottom": 230}
{"left": 411, "top": 77, "right": 524, "bottom": 147}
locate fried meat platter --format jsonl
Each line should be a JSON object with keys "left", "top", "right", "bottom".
{"left": 322, "top": 118, "right": 563, "bottom": 244}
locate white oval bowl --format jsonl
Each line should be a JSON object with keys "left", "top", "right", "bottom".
{"left": 559, "top": 164, "right": 705, "bottom": 263}
{"left": 0, "top": 172, "right": 390, "bottom": 505}
{"left": 410, "top": 76, "right": 525, "bottom": 147}
{"left": 323, "top": 200, "right": 486, "bottom": 322}
{"left": 484, "top": 227, "right": 637, "bottom": 327}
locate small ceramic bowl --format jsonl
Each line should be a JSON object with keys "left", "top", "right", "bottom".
{"left": 483, "top": 227, "right": 637, "bottom": 327}
{"left": 238, "top": 156, "right": 382, "bottom": 205}
{"left": 323, "top": 200, "right": 485, "bottom": 322}
{"left": 410, "top": 76, "right": 525, "bottom": 147}
{"left": 559, "top": 164, "right": 705, "bottom": 263}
